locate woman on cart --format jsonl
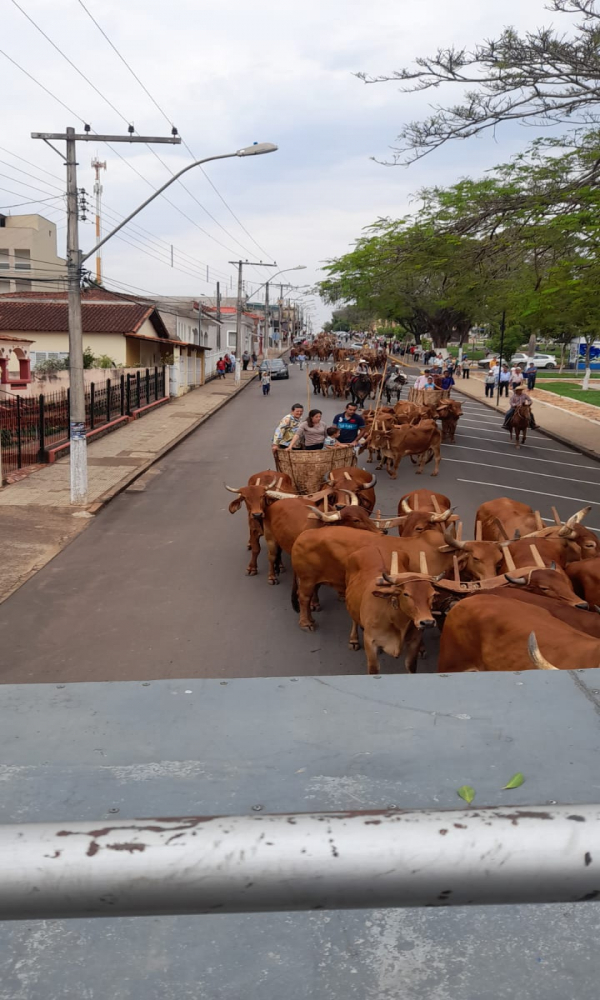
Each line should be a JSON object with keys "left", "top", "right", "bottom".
{"left": 289, "top": 409, "right": 328, "bottom": 451}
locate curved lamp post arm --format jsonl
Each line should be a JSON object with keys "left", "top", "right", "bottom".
{"left": 81, "top": 144, "right": 278, "bottom": 264}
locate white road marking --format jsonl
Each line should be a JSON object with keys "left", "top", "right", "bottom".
{"left": 457, "top": 478, "right": 600, "bottom": 506}
{"left": 450, "top": 435, "right": 578, "bottom": 454}
{"left": 444, "top": 443, "right": 598, "bottom": 470}
{"left": 445, "top": 457, "right": 600, "bottom": 486}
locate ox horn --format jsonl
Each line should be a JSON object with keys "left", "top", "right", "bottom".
{"left": 306, "top": 506, "right": 341, "bottom": 522}
{"left": 265, "top": 489, "right": 300, "bottom": 499}
{"left": 358, "top": 473, "right": 377, "bottom": 490}
{"left": 225, "top": 485, "right": 242, "bottom": 493}
{"left": 505, "top": 574, "right": 527, "bottom": 586}
{"left": 563, "top": 505, "right": 592, "bottom": 528}
{"left": 401, "top": 498, "right": 412, "bottom": 514}
{"left": 442, "top": 528, "right": 466, "bottom": 550}
{"left": 430, "top": 508, "right": 453, "bottom": 523}
{"left": 528, "top": 632, "right": 559, "bottom": 671}
{"left": 336, "top": 489, "right": 360, "bottom": 506}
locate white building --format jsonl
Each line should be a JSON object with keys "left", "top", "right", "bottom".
{"left": 0, "top": 214, "right": 67, "bottom": 293}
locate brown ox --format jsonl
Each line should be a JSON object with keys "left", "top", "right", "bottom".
{"left": 376, "top": 419, "right": 442, "bottom": 478}
{"left": 567, "top": 556, "right": 600, "bottom": 608}
{"left": 438, "top": 595, "right": 600, "bottom": 672}
{"left": 264, "top": 496, "right": 382, "bottom": 586}
{"left": 345, "top": 548, "right": 436, "bottom": 675}
{"left": 397, "top": 508, "right": 455, "bottom": 537}
{"left": 397, "top": 490, "right": 453, "bottom": 536}
{"left": 226, "top": 477, "right": 295, "bottom": 576}
{"left": 326, "top": 370, "right": 346, "bottom": 398}
{"left": 290, "top": 527, "right": 507, "bottom": 630}
{"left": 436, "top": 400, "right": 463, "bottom": 443}
{"left": 475, "top": 498, "right": 539, "bottom": 541}
{"left": 324, "top": 468, "right": 377, "bottom": 513}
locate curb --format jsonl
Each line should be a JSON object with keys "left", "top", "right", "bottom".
{"left": 453, "top": 383, "right": 600, "bottom": 462}
{"left": 87, "top": 372, "right": 259, "bottom": 514}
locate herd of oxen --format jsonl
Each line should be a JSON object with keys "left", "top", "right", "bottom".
{"left": 227, "top": 461, "right": 600, "bottom": 675}
{"left": 225, "top": 335, "right": 600, "bottom": 675}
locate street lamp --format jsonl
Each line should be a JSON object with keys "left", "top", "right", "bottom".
{"left": 258, "top": 266, "right": 306, "bottom": 358}
{"left": 68, "top": 142, "right": 277, "bottom": 503}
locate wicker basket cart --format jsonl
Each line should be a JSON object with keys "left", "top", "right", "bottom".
{"left": 408, "top": 387, "right": 451, "bottom": 406}
{"left": 275, "top": 444, "right": 357, "bottom": 495}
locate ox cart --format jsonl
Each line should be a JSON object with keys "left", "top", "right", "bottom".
{"left": 408, "top": 387, "right": 451, "bottom": 406}
{"left": 275, "top": 443, "right": 357, "bottom": 494}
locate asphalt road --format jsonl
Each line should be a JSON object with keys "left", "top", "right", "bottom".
{"left": 2, "top": 363, "right": 600, "bottom": 683}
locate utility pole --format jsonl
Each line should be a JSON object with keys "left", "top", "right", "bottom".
{"left": 264, "top": 280, "right": 270, "bottom": 358}
{"left": 228, "top": 260, "right": 277, "bottom": 383}
{"left": 216, "top": 281, "right": 221, "bottom": 351}
{"left": 33, "top": 127, "right": 182, "bottom": 503}
{"left": 91, "top": 157, "right": 106, "bottom": 284}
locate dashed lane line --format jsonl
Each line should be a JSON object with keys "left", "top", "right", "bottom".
{"left": 443, "top": 443, "right": 599, "bottom": 470}
{"left": 456, "top": 478, "right": 600, "bottom": 506}
{"left": 444, "top": 457, "right": 600, "bottom": 487}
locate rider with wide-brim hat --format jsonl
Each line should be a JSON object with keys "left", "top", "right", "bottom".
{"left": 503, "top": 383, "right": 538, "bottom": 429}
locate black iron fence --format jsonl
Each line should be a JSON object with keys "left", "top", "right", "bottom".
{"left": 1, "top": 367, "right": 166, "bottom": 476}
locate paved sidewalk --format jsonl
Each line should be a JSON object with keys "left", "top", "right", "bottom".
{"left": 0, "top": 369, "right": 257, "bottom": 602}
{"left": 454, "top": 374, "right": 600, "bottom": 460}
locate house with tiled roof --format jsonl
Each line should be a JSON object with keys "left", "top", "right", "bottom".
{"left": 0, "top": 288, "right": 200, "bottom": 377}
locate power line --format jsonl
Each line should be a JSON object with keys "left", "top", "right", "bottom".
{"left": 0, "top": 47, "right": 85, "bottom": 123}
{"left": 9, "top": 0, "right": 130, "bottom": 127}
{"left": 0, "top": 170, "right": 64, "bottom": 199}
{"left": 0, "top": 144, "right": 231, "bottom": 280}
{"left": 0, "top": 189, "right": 64, "bottom": 209}
{"left": 11, "top": 1, "right": 263, "bottom": 266}
{"left": 0, "top": 158, "right": 64, "bottom": 193}
{"left": 75, "top": 0, "right": 273, "bottom": 262}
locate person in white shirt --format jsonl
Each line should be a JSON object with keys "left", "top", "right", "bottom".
{"left": 229, "top": 352, "right": 236, "bottom": 372}
{"left": 414, "top": 370, "right": 430, "bottom": 390}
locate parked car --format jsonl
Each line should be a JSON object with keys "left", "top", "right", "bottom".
{"left": 510, "top": 352, "right": 557, "bottom": 369}
{"left": 477, "top": 356, "right": 509, "bottom": 369}
{"left": 259, "top": 359, "right": 289, "bottom": 380}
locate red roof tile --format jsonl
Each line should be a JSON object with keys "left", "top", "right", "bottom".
{"left": 0, "top": 299, "right": 170, "bottom": 338}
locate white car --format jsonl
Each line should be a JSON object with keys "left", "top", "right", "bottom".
{"left": 510, "top": 352, "right": 556, "bottom": 369}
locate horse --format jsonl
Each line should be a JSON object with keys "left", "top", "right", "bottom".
{"left": 347, "top": 373, "right": 372, "bottom": 408}
{"left": 384, "top": 371, "right": 407, "bottom": 404}
{"left": 506, "top": 406, "right": 529, "bottom": 449}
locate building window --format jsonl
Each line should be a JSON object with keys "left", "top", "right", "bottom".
{"left": 0, "top": 278, "right": 10, "bottom": 292}
{"left": 14, "top": 278, "right": 32, "bottom": 291}
{"left": 228, "top": 331, "right": 237, "bottom": 349}
{"left": 14, "top": 249, "right": 31, "bottom": 270}
{"left": 0, "top": 249, "right": 8, "bottom": 270}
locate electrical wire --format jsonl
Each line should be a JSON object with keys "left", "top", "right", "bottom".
{"left": 0, "top": 145, "right": 230, "bottom": 280}
{"left": 0, "top": 47, "right": 86, "bottom": 123}
{"left": 0, "top": 190, "right": 64, "bottom": 209}
{"left": 11, "top": 0, "right": 264, "bottom": 266}
{"left": 0, "top": 158, "right": 64, "bottom": 193}
{"left": 75, "top": 0, "right": 274, "bottom": 261}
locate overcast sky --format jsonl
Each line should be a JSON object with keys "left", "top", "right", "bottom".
{"left": 2, "top": 0, "right": 562, "bottom": 326}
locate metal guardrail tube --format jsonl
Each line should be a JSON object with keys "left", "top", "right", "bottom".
{"left": 0, "top": 805, "right": 598, "bottom": 920}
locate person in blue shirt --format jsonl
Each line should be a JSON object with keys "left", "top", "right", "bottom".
{"left": 440, "top": 370, "right": 455, "bottom": 390}
{"left": 332, "top": 403, "right": 367, "bottom": 444}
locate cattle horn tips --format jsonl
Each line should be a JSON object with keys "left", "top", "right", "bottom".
{"left": 528, "top": 632, "right": 559, "bottom": 670}
{"left": 401, "top": 498, "right": 412, "bottom": 514}
{"left": 225, "top": 485, "right": 242, "bottom": 494}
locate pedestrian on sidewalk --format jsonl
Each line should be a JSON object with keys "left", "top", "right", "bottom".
{"left": 525, "top": 361, "right": 537, "bottom": 391}
{"left": 272, "top": 404, "right": 304, "bottom": 453}
{"left": 242, "top": 350, "right": 251, "bottom": 371}
{"left": 224, "top": 353, "right": 232, "bottom": 373}
{"left": 461, "top": 357, "right": 471, "bottom": 379}
{"left": 511, "top": 366, "right": 524, "bottom": 390}
{"left": 484, "top": 367, "right": 497, "bottom": 398}
{"left": 261, "top": 368, "right": 271, "bottom": 395}
{"left": 251, "top": 351, "right": 258, "bottom": 370}
{"left": 499, "top": 364, "right": 511, "bottom": 396}
{"left": 230, "top": 352, "right": 236, "bottom": 374}
{"left": 216, "top": 357, "right": 226, "bottom": 379}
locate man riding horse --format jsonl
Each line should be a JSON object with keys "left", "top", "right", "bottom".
{"left": 384, "top": 364, "right": 407, "bottom": 404}
{"left": 347, "top": 359, "right": 372, "bottom": 407}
